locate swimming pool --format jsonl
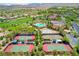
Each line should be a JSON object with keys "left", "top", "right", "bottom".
{"left": 34, "top": 23, "right": 46, "bottom": 27}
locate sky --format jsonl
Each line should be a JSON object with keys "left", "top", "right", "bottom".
{"left": 0, "top": 0, "right": 78, "bottom": 4}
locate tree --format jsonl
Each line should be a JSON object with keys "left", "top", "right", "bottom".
{"left": 75, "top": 41, "right": 79, "bottom": 54}
{"left": 58, "top": 28, "right": 65, "bottom": 36}
{"left": 0, "top": 44, "right": 2, "bottom": 50}
{"left": 0, "top": 52, "right": 4, "bottom": 56}
{"left": 63, "top": 52, "right": 69, "bottom": 56}
{"left": 63, "top": 36, "right": 70, "bottom": 43}
{"left": 26, "top": 26, "right": 35, "bottom": 33}
{"left": 2, "top": 41, "right": 6, "bottom": 46}
{"left": 72, "top": 31, "right": 79, "bottom": 38}
{"left": 0, "top": 36, "right": 4, "bottom": 40}
{"left": 72, "top": 48, "right": 79, "bottom": 56}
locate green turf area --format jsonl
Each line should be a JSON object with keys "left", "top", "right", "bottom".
{"left": 47, "top": 45, "right": 67, "bottom": 51}
{"left": 0, "top": 17, "right": 33, "bottom": 31}
{"left": 11, "top": 45, "right": 29, "bottom": 52}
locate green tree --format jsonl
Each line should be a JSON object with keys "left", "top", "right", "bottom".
{"left": 63, "top": 36, "right": 70, "bottom": 43}
{"left": 72, "top": 48, "right": 79, "bottom": 56}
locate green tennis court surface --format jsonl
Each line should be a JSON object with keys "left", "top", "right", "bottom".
{"left": 4, "top": 44, "right": 34, "bottom": 52}
{"left": 19, "top": 36, "right": 25, "bottom": 41}
{"left": 47, "top": 45, "right": 67, "bottom": 51}
{"left": 19, "top": 36, "right": 33, "bottom": 40}
{"left": 11, "top": 45, "right": 29, "bottom": 52}
{"left": 15, "top": 35, "right": 35, "bottom": 41}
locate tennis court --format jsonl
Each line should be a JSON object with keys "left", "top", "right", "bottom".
{"left": 4, "top": 44, "right": 34, "bottom": 52}
{"left": 43, "top": 44, "right": 72, "bottom": 52}
{"left": 15, "top": 35, "right": 35, "bottom": 41}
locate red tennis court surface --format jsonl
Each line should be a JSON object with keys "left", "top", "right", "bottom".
{"left": 4, "top": 44, "right": 34, "bottom": 52}
{"left": 43, "top": 44, "right": 72, "bottom": 52}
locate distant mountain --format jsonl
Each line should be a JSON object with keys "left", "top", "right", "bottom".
{"left": 27, "top": 3, "right": 79, "bottom": 7}
{"left": 0, "top": 3, "right": 79, "bottom": 9}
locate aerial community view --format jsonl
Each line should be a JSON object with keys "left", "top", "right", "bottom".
{"left": 0, "top": 3, "right": 79, "bottom": 56}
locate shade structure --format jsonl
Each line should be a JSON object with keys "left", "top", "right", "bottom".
{"left": 12, "top": 40, "right": 18, "bottom": 44}
{"left": 52, "top": 39, "right": 62, "bottom": 43}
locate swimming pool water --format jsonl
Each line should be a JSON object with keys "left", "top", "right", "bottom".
{"left": 34, "top": 23, "right": 46, "bottom": 27}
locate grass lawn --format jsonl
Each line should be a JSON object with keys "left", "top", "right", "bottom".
{"left": 0, "top": 17, "right": 33, "bottom": 31}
